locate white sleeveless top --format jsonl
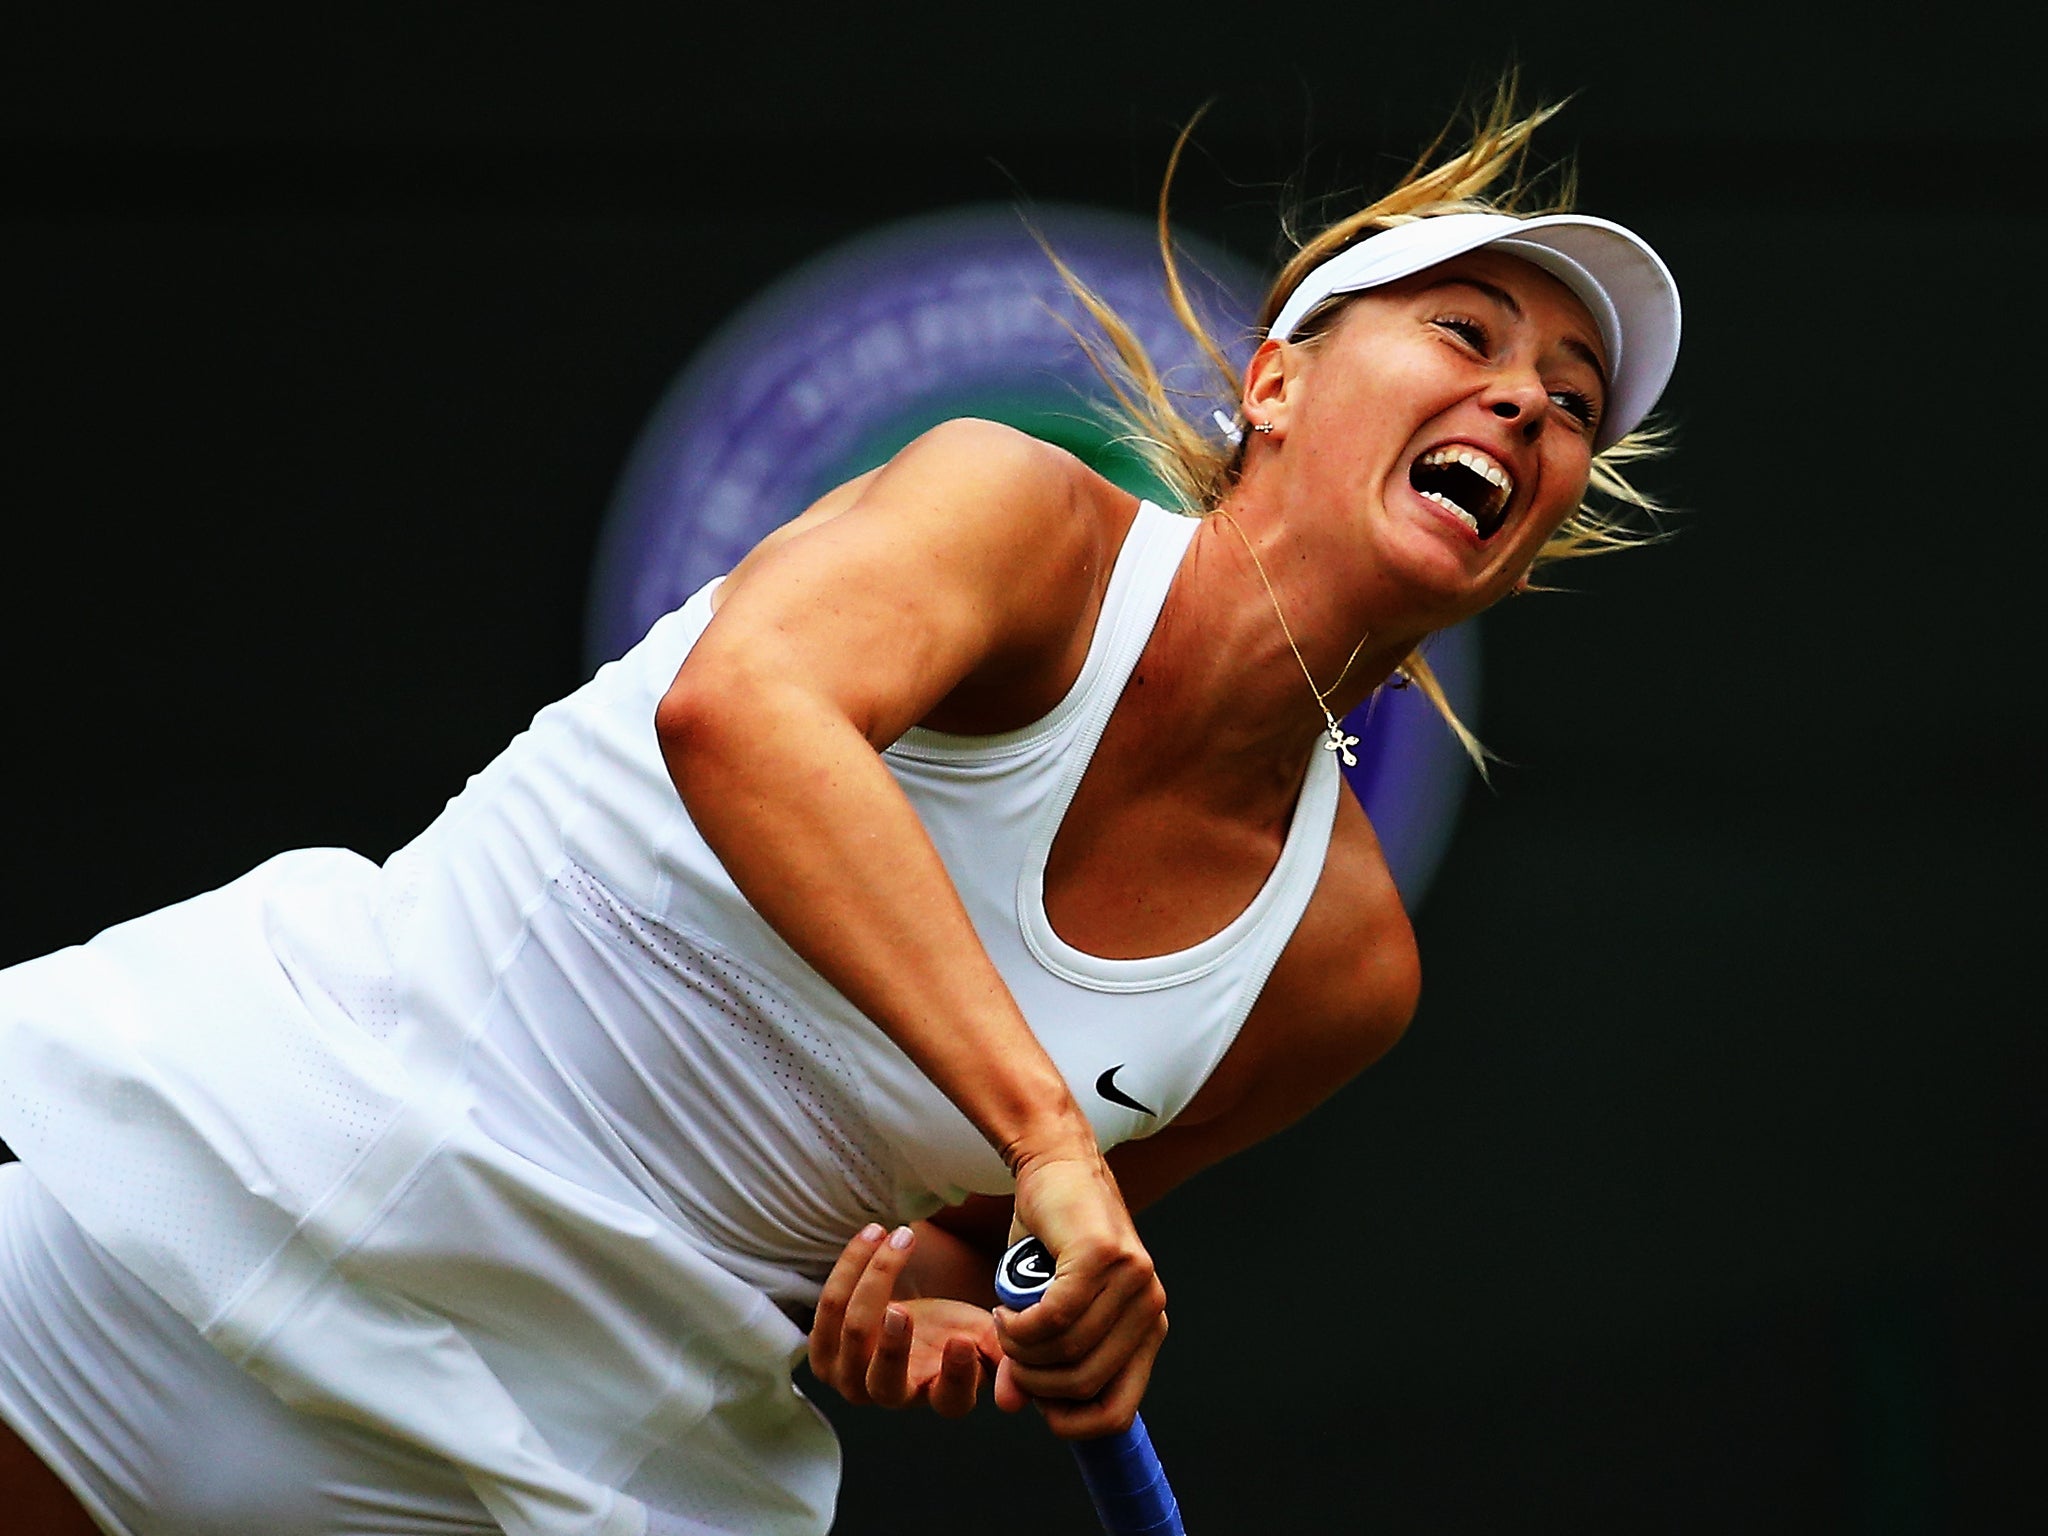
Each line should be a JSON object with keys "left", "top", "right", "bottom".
{"left": 0, "top": 501, "right": 1338, "bottom": 1536}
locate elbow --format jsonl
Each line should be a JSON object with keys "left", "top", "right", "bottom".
{"left": 657, "top": 647, "right": 867, "bottom": 815}
{"left": 655, "top": 653, "right": 763, "bottom": 805}
{"left": 653, "top": 663, "right": 716, "bottom": 754}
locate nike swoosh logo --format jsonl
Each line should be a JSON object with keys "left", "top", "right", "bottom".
{"left": 1095, "top": 1065, "right": 1157, "bottom": 1117}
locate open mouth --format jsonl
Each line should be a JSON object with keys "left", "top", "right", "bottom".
{"left": 1410, "top": 445, "right": 1514, "bottom": 540}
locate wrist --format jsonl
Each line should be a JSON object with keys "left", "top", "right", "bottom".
{"left": 1000, "top": 1105, "right": 1100, "bottom": 1180}
{"left": 961, "top": 1040, "right": 1093, "bottom": 1179}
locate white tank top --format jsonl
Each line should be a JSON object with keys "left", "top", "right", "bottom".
{"left": 0, "top": 499, "right": 1338, "bottom": 1536}
{"left": 430, "top": 497, "right": 1340, "bottom": 1295}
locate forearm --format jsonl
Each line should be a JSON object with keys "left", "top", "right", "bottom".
{"left": 903, "top": 1216, "right": 1002, "bottom": 1309}
{"left": 662, "top": 676, "right": 1092, "bottom": 1170}
{"left": 661, "top": 426, "right": 1165, "bottom": 1436}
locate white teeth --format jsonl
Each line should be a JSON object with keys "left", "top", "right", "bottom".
{"left": 1421, "top": 444, "right": 1514, "bottom": 499}
{"left": 1419, "top": 489, "right": 1480, "bottom": 533}
{"left": 1464, "top": 453, "right": 1508, "bottom": 491}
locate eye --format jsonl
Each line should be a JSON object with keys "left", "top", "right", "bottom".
{"left": 1432, "top": 315, "right": 1490, "bottom": 353}
{"left": 1549, "top": 386, "right": 1601, "bottom": 432}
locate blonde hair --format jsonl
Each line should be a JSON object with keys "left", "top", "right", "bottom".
{"left": 1042, "top": 82, "right": 1671, "bottom": 764}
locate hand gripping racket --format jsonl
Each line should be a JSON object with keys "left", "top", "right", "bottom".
{"left": 995, "top": 1235, "right": 1186, "bottom": 1535}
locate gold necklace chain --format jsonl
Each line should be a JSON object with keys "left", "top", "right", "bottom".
{"left": 1217, "top": 510, "right": 1370, "bottom": 767}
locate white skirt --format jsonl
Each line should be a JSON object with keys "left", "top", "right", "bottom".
{"left": 0, "top": 852, "right": 843, "bottom": 1536}
{"left": 0, "top": 1160, "right": 495, "bottom": 1534}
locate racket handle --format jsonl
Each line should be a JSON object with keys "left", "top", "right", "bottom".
{"left": 995, "top": 1236, "right": 1186, "bottom": 1536}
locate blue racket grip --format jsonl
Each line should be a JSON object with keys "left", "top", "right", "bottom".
{"left": 995, "top": 1236, "right": 1186, "bottom": 1536}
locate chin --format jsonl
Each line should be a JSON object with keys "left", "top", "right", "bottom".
{"left": 1370, "top": 521, "right": 1502, "bottom": 614}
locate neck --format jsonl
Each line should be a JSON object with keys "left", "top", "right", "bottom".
{"left": 1215, "top": 508, "right": 1374, "bottom": 717}
{"left": 1144, "top": 507, "right": 1426, "bottom": 788}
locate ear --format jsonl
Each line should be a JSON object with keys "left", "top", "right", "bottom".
{"left": 1240, "top": 337, "right": 1296, "bottom": 437}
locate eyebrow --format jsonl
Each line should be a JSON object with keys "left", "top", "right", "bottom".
{"left": 1427, "top": 275, "right": 1609, "bottom": 389}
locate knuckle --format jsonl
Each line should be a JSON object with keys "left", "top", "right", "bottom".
{"left": 1072, "top": 1363, "right": 1114, "bottom": 1401}
{"left": 1013, "top": 1365, "right": 1065, "bottom": 1401}
{"left": 1104, "top": 1256, "right": 1155, "bottom": 1304}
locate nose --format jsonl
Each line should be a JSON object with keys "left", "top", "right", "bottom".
{"left": 1482, "top": 372, "right": 1550, "bottom": 442}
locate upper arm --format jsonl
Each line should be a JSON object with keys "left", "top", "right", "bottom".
{"left": 1107, "top": 790, "right": 1421, "bottom": 1212}
{"left": 894, "top": 802, "right": 1418, "bottom": 1234}
{"left": 658, "top": 419, "right": 1121, "bottom": 750}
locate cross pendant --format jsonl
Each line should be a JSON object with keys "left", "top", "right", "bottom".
{"left": 1321, "top": 719, "right": 1360, "bottom": 768}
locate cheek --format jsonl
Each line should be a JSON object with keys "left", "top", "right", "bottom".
{"left": 1533, "top": 448, "right": 1593, "bottom": 528}
{"left": 1301, "top": 356, "right": 1459, "bottom": 472}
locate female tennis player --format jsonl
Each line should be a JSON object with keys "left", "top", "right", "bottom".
{"left": 0, "top": 94, "right": 1677, "bottom": 1535}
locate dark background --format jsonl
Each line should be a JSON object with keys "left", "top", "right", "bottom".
{"left": 3, "top": 4, "right": 2041, "bottom": 1532}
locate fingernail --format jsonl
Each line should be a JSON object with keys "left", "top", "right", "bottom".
{"left": 884, "top": 1308, "right": 908, "bottom": 1339}
{"left": 888, "top": 1225, "right": 914, "bottom": 1251}
{"left": 859, "top": 1223, "right": 885, "bottom": 1243}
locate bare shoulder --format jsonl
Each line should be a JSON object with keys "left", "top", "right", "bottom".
{"left": 1271, "top": 784, "right": 1422, "bottom": 1073}
{"left": 860, "top": 417, "right": 1112, "bottom": 534}
{"left": 1174, "top": 783, "right": 1418, "bottom": 1133}
{"left": 682, "top": 419, "right": 1138, "bottom": 744}
{"left": 1104, "top": 785, "right": 1420, "bottom": 1210}
{"left": 720, "top": 418, "right": 1124, "bottom": 608}
{"left": 893, "top": 415, "right": 1084, "bottom": 486}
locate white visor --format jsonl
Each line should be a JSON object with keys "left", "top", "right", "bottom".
{"left": 1266, "top": 212, "right": 1681, "bottom": 451}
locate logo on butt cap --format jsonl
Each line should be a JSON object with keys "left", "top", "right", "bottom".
{"left": 996, "top": 1236, "right": 1056, "bottom": 1307}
